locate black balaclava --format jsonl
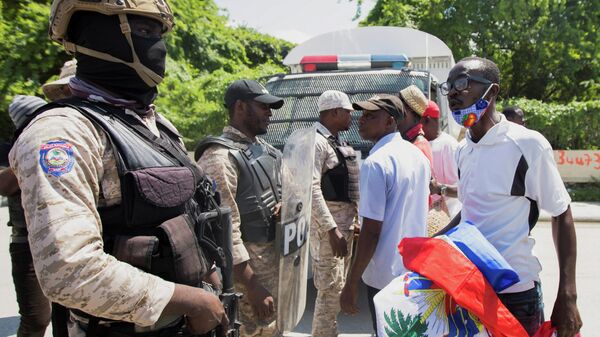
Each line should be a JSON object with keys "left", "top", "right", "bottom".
{"left": 68, "top": 11, "right": 167, "bottom": 107}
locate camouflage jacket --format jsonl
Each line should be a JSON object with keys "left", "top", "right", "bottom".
{"left": 9, "top": 106, "right": 175, "bottom": 332}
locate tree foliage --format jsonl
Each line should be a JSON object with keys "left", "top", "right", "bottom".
{"left": 0, "top": 0, "right": 293, "bottom": 144}
{"left": 499, "top": 98, "right": 600, "bottom": 150}
{"left": 358, "top": 0, "right": 599, "bottom": 103}
{"left": 0, "top": 0, "right": 69, "bottom": 139}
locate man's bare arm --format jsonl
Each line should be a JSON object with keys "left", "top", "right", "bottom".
{"left": 550, "top": 206, "right": 582, "bottom": 337}
{"left": 430, "top": 179, "right": 458, "bottom": 198}
{"left": 233, "top": 261, "right": 274, "bottom": 320}
{"left": 162, "top": 284, "right": 228, "bottom": 334}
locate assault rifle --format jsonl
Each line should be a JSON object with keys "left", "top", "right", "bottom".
{"left": 194, "top": 182, "right": 242, "bottom": 337}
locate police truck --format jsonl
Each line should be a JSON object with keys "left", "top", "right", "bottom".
{"left": 262, "top": 26, "right": 458, "bottom": 157}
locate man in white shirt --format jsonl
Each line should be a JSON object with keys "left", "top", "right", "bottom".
{"left": 421, "top": 100, "right": 461, "bottom": 217}
{"left": 438, "top": 56, "right": 581, "bottom": 336}
{"left": 339, "top": 94, "right": 430, "bottom": 335}
{"left": 310, "top": 90, "right": 359, "bottom": 337}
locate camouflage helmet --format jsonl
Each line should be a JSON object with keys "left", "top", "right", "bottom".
{"left": 49, "top": 0, "right": 174, "bottom": 44}
{"left": 48, "top": 0, "right": 174, "bottom": 87}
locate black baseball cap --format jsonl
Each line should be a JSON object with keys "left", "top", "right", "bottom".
{"left": 352, "top": 94, "right": 405, "bottom": 120}
{"left": 224, "top": 79, "right": 284, "bottom": 110}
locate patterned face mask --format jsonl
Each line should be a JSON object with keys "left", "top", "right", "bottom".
{"left": 451, "top": 84, "right": 493, "bottom": 128}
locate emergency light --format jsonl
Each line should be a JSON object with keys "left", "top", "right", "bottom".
{"left": 299, "top": 54, "right": 409, "bottom": 73}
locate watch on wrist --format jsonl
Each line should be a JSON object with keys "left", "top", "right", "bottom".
{"left": 440, "top": 184, "right": 447, "bottom": 196}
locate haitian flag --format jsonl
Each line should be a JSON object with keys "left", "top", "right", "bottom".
{"left": 374, "top": 222, "right": 528, "bottom": 337}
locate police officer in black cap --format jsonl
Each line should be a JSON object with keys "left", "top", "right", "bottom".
{"left": 195, "top": 79, "right": 286, "bottom": 336}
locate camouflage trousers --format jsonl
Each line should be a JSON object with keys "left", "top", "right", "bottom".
{"left": 310, "top": 229, "right": 354, "bottom": 337}
{"left": 235, "top": 242, "right": 282, "bottom": 337}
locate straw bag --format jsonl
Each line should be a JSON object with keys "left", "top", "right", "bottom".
{"left": 426, "top": 197, "right": 450, "bottom": 237}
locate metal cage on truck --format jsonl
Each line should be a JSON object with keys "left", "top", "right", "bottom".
{"left": 263, "top": 69, "right": 442, "bottom": 158}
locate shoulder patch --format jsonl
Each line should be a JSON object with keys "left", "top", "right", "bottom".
{"left": 39, "top": 141, "right": 75, "bottom": 177}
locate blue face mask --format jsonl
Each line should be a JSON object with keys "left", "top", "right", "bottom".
{"left": 451, "top": 85, "right": 494, "bottom": 128}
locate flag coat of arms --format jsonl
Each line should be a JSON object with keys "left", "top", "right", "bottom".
{"left": 374, "top": 222, "right": 529, "bottom": 337}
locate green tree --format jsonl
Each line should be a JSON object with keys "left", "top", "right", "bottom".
{"left": 357, "top": 0, "right": 599, "bottom": 102}
{"left": 155, "top": 59, "right": 285, "bottom": 147}
{"left": 0, "top": 0, "right": 69, "bottom": 139}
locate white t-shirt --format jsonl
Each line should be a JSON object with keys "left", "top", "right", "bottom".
{"left": 359, "top": 132, "right": 430, "bottom": 290}
{"left": 430, "top": 131, "right": 462, "bottom": 217}
{"left": 456, "top": 115, "right": 571, "bottom": 293}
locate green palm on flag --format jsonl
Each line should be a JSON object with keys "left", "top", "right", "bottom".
{"left": 383, "top": 309, "right": 428, "bottom": 337}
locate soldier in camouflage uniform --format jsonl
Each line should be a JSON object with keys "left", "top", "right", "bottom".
{"left": 195, "top": 79, "right": 284, "bottom": 337}
{"left": 9, "top": 1, "right": 228, "bottom": 336}
{"left": 310, "top": 91, "right": 359, "bottom": 337}
{"left": 1, "top": 95, "right": 50, "bottom": 337}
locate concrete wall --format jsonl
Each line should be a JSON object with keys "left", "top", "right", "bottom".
{"left": 554, "top": 150, "right": 600, "bottom": 183}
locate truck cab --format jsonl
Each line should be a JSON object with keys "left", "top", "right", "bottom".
{"left": 262, "top": 27, "right": 457, "bottom": 155}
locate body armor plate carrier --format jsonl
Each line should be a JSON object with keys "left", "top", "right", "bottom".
{"left": 195, "top": 134, "right": 282, "bottom": 243}
{"left": 34, "top": 98, "right": 230, "bottom": 334}
{"left": 318, "top": 131, "right": 360, "bottom": 203}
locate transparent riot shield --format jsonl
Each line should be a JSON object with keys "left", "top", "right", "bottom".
{"left": 276, "top": 125, "right": 316, "bottom": 332}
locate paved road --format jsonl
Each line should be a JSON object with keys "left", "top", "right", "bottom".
{"left": 0, "top": 205, "right": 597, "bottom": 336}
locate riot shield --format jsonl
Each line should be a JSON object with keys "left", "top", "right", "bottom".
{"left": 276, "top": 125, "right": 316, "bottom": 332}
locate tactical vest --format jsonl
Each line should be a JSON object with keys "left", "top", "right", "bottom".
{"left": 195, "top": 134, "right": 281, "bottom": 243}
{"left": 318, "top": 132, "right": 360, "bottom": 203}
{"left": 35, "top": 98, "right": 229, "bottom": 332}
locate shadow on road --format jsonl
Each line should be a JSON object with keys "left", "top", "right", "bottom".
{"left": 0, "top": 316, "right": 19, "bottom": 337}
{"left": 293, "top": 279, "right": 374, "bottom": 335}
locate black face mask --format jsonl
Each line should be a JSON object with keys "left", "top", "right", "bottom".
{"left": 68, "top": 12, "right": 166, "bottom": 106}
{"left": 133, "top": 35, "right": 167, "bottom": 79}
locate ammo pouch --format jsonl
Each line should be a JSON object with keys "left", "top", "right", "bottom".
{"left": 120, "top": 167, "right": 196, "bottom": 227}
{"left": 155, "top": 214, "right": 209, "bottom": 286}
{"left": 108, "top": 200, "right": 233, "bottom": 288}
{"left": 109, "top": 163, "right": 212, "bottom": 287}
{"left": 110, "top": 214, "right": 208, "bottom": 287}
{"left": 239, "top": 208, "right": 276, "bottom": 243}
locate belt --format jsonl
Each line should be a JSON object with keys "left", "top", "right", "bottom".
{"left": 73, "top": 311, "right": 186, "bottom": 337}
{"left": 498, "top": 280, "right": 536, "bottom": 294}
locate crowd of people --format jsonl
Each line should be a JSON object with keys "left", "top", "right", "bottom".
{"left": 0, "top": 1, "right": 582, "bottom": 337}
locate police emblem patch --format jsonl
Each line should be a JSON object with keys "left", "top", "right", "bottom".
{"left": 39, "top": 141, "right": 75, "bottom": 177}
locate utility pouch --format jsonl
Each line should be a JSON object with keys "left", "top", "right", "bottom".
{"left": 112, "top": 235, "right": 159, "bottom": 272}
{"left": 122, "top": 167, "right": 196, "bottom": 227}
{"left": 157, "top": 214, "right": 210, "bottom": 287}
{"left": 239, "top": 206, "right": 276, "bottom": 243}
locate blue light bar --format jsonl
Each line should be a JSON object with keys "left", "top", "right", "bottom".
{"left": 371, "top": 54, "right": 409, "bottom": 69}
